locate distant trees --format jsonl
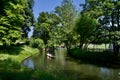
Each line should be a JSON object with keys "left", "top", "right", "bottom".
{"left": 0, "top": 0, "right": 34, "bottom": 46}
{"left": 33, "top": 0, "right": 78, "bottom": 52}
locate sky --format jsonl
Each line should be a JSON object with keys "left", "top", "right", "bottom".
{"left": 33, "top": 0, "right": 85, "bottom": 19}
{"left": 29, "top": 0, "right": 85, "bottom": 38}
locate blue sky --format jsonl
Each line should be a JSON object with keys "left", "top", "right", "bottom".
{"left": 33, "top": 0, "right": 85, "bottom": 19}
{"left": 29, "top": 0, "right": 85, "bottom": 38}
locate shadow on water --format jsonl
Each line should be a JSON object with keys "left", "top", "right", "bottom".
{"left": 70, "top": 56, "right": 120, "bottom": 69}
{"left": 69, "top": 48, "right": 120, "bottom": 69}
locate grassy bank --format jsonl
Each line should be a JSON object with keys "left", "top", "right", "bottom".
{"left": 0, "top": 45, "right": 69, "bottom": 80}
{"left": 69, "top": 48, "right": 120, "bottom": 68}
{"left": 0, "top": 45, "right": 54, "bottom": 80}
{"left": 0, "top": 45, "right": 39, "bottom": 63}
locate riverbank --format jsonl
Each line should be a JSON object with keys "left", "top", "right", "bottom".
{"left": 69, "top": 48, "right": 120, "bottom": 68}
{"left": 0, "top": 45, "right": 68, "bottom": 80}
{"left": 0, "top": 45, "right": 51, "bottom": 80}
{"left": 0, "top": 45, "right": 39, "bottom": 63}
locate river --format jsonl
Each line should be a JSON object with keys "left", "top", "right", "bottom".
{"left": 23, "top": 48, "right": 120, "bottom": 80}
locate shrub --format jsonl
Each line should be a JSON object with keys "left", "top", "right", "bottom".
{"left": 70, "top": 48, "right": 87, "bottom": 58}
{"left": 29, "top": 38, "right": 44, "bottom": 49}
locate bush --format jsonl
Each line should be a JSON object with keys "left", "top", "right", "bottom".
{"left": 29, "top": 38, "right": 44, "bottom": 49}
{"left": 70, "top": 48, "right": 87, "bottom": 58}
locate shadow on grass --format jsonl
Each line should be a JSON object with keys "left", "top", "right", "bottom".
{"left": 69, "top": 48, "right": 120, "bottom": 69}
{"left": 0, "top": 45, "right": 24, "bottom": 55}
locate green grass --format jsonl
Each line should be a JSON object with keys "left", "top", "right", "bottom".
{"left": 0, "top": 45, "right": 39, "bottom": 63}
{"left": 1, "top": 45, "right": 116, "bottom": 80}
{"left": 0, "top": 45, "right": 69, "bottom": 80}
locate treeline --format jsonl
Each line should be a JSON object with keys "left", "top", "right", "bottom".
{"left": 33, "top": 0, "right": 120, "bottom": 54}
{"left": 78, "top": 0, "right": 120, "bottom": 55}
{"left": 0, "top": 0, "right": 120, "bottom": 55}
{"left": 32, "top": 0, "right": 78, "bottom": 51}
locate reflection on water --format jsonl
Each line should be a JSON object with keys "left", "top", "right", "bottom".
{"left": 23, "top": 58, "right": 34, "bottom": 69}
{"left": 23, "top": 48, "right": 120, "bottom": 80}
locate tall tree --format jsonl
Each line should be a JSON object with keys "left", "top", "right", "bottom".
{"left": 55, "top": 0, "right": 78, "bottom": 52}
{"left": 33, "top": 12, "right": 60, "bottom": 48}
{"left": 21, "top": 0, "right": 34, "bottom": 38}
{"left": 0, "top": 0, "right": 34, "bottom": 46}
{"left": 81, "top": 0, "right": 120, "bottom": 55}
{"left": 0, "top": 0, "right": 24, "bottom": 46}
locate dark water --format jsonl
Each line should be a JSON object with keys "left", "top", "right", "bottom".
{"left": 23, "top": 48, "right": 120, "bottom": 80}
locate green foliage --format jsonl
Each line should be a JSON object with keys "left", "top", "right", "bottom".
{"left": 0, "top": 45, "right": 39, "bottom": 62}
{"left": 0, "top": 1, "right": 24, "bottom": 46}
{"left": 81, "top": 0, "right": 120, "bottom": 45}
{"left": 0, "top": 45, "right": 62, "bottom": 80}
{"left": 21, "top": 0, "right": 34, "bottom": 38}
{"left": 33, "top": 12, "right": 50, "bottom": 45}
{"left": 33, "top": 12, "right": 60, "bottom": 46}
{"left": 77, "top": 1, "right": 119, "bottom": 53}
{"left": 75, "top": 15, "right": 97, "bottom": 36}
{"left": 0, "top": 0, "right": 34, "bottom": 46}
{"left": 55, "top": 0, "right": 78, "bottom": 51}
{"left": 69, "top": 48, "right": 120, "bottom": 65}
{"left": 55, "top": 0, "right": 77, "bottom": 33}
{"left": 74, "top": 15, "right": 98, "bottom": 48}
{"left": 29, "top": 38, "right": 44, "bottom": 49}
{"left": 70, "top": 48, "right": 87, "bottom": 58}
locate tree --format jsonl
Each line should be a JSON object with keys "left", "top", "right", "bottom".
{"left": 0, "top": 0, "right": 24, "bottom": 46}
{"left": 74, "top": 14, "right": 98, "bottom": 48}
{"left": 55, "top": 0, "right": 78, "bottom": 52}
{"left": 0, "top": 0, "right": 34, "bottom": 46}
{"left": 33, "top": 12, "right": 60, "bottom": 48}
{"left": 21, "top": 0, "right": 34, "bottom": 38}
{"left": 81, "top": 0, "right": 120, "bottom": 55}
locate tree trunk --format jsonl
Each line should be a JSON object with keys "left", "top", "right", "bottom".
{"left": 113, "top": 42, "right": 119, "bottom": 56}
{"left": 79, "top": 43, "right": 83, "bottom": 49}
{"left": 65, "top": 42, "right": 71, "bottom": 53}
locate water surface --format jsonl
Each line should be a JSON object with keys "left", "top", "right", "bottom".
{"left": 23, "top": 48, "right": 120, "bottom": 80}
